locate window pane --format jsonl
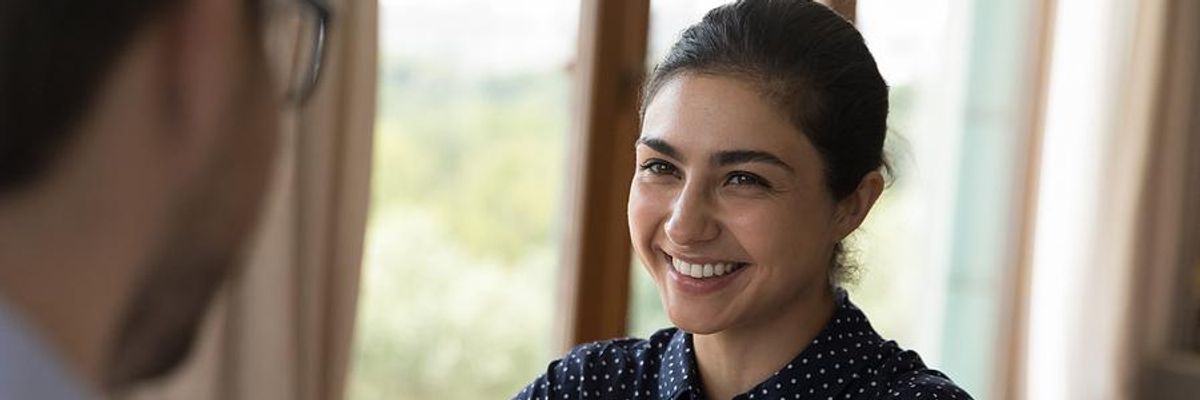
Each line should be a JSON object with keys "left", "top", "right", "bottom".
{"left": 853, "top": 0, "right": 970, "bottom": 380}
{"left": 348, "top": 1, "right": 579, "bottom": 399}
{"left": 857, "top": 0, "right": 1038, "bottom": 396}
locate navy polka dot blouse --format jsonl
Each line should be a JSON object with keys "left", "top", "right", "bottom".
{"left": 514, "top": 289, "right": 972, "bottom": 400}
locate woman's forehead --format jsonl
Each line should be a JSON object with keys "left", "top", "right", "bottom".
{"left": 641, "top": 75, "right": 812, "bottom": 159}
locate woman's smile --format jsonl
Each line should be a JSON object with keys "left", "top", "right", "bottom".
{"left": 668, "top": 255, "right": 746, "bottom": 278}
{"left": 660, "top": 249, "right": 752, "bottom": 295}
{"left": 628, "top": 74, "right": 841, "bottom": 335}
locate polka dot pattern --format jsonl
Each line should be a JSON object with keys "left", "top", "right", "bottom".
{"left": 514, "top": 289, "right": 972, "bottom": 400}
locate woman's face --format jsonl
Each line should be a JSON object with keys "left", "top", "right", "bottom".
{"left": 629, "top": 74, "right": 842, "bottom": 334}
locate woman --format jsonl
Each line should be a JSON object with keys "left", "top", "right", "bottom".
{"left": 515, "top": 1, "right": 971, "bottom": 399}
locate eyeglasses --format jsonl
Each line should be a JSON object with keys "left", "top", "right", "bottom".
{"left": 262, "top": 0, "right": 330, "bottom": 105}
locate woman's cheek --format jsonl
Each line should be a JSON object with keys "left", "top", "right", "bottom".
{"left": 726, "top": 200, "right": 809, "bottom": 264}
{"left": 628, "top": 184, "right": 666, "bottom": 246}
{"left": 723, "top": 200, "right": 774, "bottom": 242}
{"left": 629, "top": 184, "right": 670, "bottom": 284}
{"left": 632, "top": 181, "right": 669, "bottom": 218}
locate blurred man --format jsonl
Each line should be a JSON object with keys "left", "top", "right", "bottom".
{"left": 0, "top": 0, "right": 326, "bottom": 397}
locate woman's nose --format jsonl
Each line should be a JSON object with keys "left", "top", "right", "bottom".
{"left": 664, "top": 187, "right": 719, "bottom": 246}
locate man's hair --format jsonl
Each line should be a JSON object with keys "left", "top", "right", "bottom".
{"left": 0, "top": 1, "right": 185, "bottom": 194}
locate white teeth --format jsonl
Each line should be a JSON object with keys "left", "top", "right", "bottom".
{"left": 671, "top": 257, "right": 688, "bottom": 274}
{"left": 670, "top": 257, "right": 739, "bottom": 279}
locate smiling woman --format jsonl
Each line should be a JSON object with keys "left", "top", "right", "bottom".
{"left": 632, "top": 76, "right": 854, "bottom": 342}
{"left": 515, "top": 1, "right": 971, "bottom": 399}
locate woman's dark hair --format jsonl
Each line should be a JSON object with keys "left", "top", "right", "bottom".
{"left": 642, "top": 0, "right": 888, "bottom": 284}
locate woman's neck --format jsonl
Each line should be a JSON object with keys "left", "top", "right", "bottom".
{"left": 692, "top": 285, "right": 837, "bottom": 400}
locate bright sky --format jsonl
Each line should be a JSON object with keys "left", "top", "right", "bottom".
{"left": 379, "top": 0, "right": 580, "bottom": 75}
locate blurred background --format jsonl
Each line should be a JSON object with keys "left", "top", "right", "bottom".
{"left": 341, "top": 0, "right": 1200, "bottom": 399}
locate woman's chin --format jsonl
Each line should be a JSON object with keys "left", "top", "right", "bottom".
{"left": 666, "top": 304, "right": 731, "bottom": 335}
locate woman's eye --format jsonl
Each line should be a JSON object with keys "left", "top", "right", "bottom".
{"left": 726, "top": 172, "right": 769, "bottom": 187}
{"left": 639, "top": 160, "right": 677, "bottom": 176}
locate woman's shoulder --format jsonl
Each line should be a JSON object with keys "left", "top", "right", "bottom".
{"left": 869, "top": 346, "right": 973, "bottom": 399}
{"left": 557, "top": 327, "right": 680, "bottom": 365}
{"left": 879, "top": 369, "right": 972, "bottom": 399}
{"left": 511, "top": 328, "right": 680, "bottom": 400}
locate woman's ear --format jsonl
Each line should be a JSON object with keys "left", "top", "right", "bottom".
{"left": 833, "top": 170, "right": 884, "bottom": 240}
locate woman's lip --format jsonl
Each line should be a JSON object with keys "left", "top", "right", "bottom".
{"left": 660, "top": 250, "right": 749, "bottom": 295}
{"left": 659, "top": 249, "right": 746, "bottom": 265}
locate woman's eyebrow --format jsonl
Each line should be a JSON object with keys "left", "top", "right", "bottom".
{"left": 636, "top": 137, "right": 683, "bottom": 161}
{"left": 713, "top": 150, "right": 795, "bottom": 173}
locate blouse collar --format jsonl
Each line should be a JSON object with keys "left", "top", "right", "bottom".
{"left": 656, "top": 288, "right": 886, "bottom": 400}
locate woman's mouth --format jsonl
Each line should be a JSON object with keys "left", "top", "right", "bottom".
{"left": 661, "top": 251, "right": 750, "bottom": 295}
{"left": 665, "top": 253, "right": 748, "bottom": 279}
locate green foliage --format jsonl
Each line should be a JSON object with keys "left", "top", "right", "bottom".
{"left": 348, "top": 60, "right": 569, "bottom": 399}
{"left": 371, "top": 61, "right": 570, "bottom": 262}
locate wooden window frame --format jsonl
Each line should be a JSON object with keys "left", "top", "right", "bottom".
{"left": 558, "top": 0, "right": 650, "bottom": 350}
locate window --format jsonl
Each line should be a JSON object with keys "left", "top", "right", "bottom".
{"left": 856, "top": 0, "right": 1040, "bottom": 397}
{"left": 347, "top": 1, "right": 579, "bottom": 398}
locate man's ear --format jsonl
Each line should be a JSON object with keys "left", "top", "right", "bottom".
{"left": 833, "top": 170, "right": 885, "bottom": 241}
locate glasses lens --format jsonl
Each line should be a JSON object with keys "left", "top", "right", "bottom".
{"left": 290, "top": 11, "right": 320, "bottom": 100}
{"left": 263, "top": 0, "right": 319, "bottom": 102}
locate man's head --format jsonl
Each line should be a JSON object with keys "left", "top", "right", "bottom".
{"left": 0, "top": 0, "right": 300, "bottom": 392}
